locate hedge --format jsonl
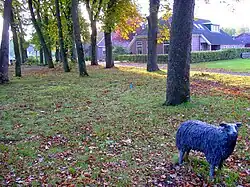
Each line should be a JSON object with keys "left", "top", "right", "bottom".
{"left": 115, "top": 48, "right": 250, "bottom": 64}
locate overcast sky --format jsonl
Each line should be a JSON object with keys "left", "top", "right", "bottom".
{"left": 1, "top": 0, "right": 250, "bottom": 40}
{"left": 138, "top": 0, "right": 250, "bottom": 28}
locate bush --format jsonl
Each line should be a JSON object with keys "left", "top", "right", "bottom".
{"left": 26, "top": 56, "right": 39, "bottom": 65}
{"left": 85, "top": 56, "right": 91, "bottom": 61}
{"left": 115, "top": 48, "right": 250, "bottom": 64}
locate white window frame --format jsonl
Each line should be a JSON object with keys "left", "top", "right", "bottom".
{"left": 211, "top": 25, "right": 220, "bottom": 32}
{"left": 163, "top": 42, "right": 170, "bottom": 54}
{"left": 136, "top": 41, "right": 143, "bottom": 54}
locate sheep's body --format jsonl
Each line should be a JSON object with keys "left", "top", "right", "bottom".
{"left": 176, "top": 120, "right": 241, "bottom": 178}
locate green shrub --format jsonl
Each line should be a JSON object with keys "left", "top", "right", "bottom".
{"left": 115, "top": 48, "right": 250, "bottom": 64}
{"left": 85, "top": 56, "right": 91, "bottom": 61}
{"left": 26, "top": 56, "right": 39, "bottom": 65}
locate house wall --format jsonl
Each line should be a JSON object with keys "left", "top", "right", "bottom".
{"left": 131, "top": 35, "right": 202, "bottom": 54}
{"left": 130, "top": 37, "right": 165, "bottom": 54}
{"left": 220, "top": 45, "right": 245, "bottom": 49}
{"left": 191, "top": 35, "right": 201, "bottom": 51}
{"left": 97, "top": 47, "right": 105, "bottom": 61}
{"left": 130, "top": 37, "right": 147, "bottom": 54}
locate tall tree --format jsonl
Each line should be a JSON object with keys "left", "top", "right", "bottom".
{"left": 147, "top": 0, "right": 160, "bottom": 72}
{"left": 17, "top": 16, "right": 27, "bottom": 63}
{"left": 103, "top": 0, "right": 115, "bottom": 68}
{"left": 102, "top": 0, "right": 141, "bottom": 68}
{"left": 165, "top": 0, "right": 195, "bottom": 106}
{"left": 0, "top": 0, "right": 12, "bottom": 84}
{"left": 10, "top": 10, "right": 21, "bottom": 77}
{"left": 28, "top": 0, "right": 54, "bottom": 68}
{"left": 55, "top": 0, "right": 70, "bottom": 72}
{"left": 72, "top": 0, "right": 89, "bottom": 76}
{"left": 222, "top": 27, "right": 236, "bottom": 36}
{"left": 85, "top": 0, "right": 103, "bottom": 66}
{"left": 40, "top": 47, "right": 44, "bottom": 65}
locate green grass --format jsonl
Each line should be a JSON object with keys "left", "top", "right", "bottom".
{"left": 0, "top": 65, "right": 249, "bottom": 186}
{"left": 191, "top": 58, "right": 250, "bottom": 72}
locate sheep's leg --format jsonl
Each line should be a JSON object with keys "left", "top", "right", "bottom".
{"left": 209, "top": 165, "right": 215, "bottom": 179}
{"left": 218, "top": 161, "right": 223, "bottom": 170}
{"left": 184, "top": 149, "right": 190, "bottom": 161}
{"left": 178, "top": 150, "right": 184, "bottom": 165}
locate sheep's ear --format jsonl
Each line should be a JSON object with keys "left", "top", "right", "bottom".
{"left": 236, "top": 123, "right": 242, "bottom": 128}
{"left": 219, "top": 123, "right": 228, "bottom": 128}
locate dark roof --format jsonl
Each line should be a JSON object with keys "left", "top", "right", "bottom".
{"left": 192, "top": 19, "right": 241, "bottom": 45}
{"left": 234, "top": 33, "right": 250, "bottom": 44}
{"left": 136, "top": 18, "right": 242, "bottom": 45}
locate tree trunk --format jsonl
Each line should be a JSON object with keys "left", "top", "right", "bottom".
{"left": 72, "top": 0, "right": 88, "bottom": 76}
{"left": 10, "top": 11, "right": 21, "bottom": 77}
{"left": 55, "top": 0, "right": 70, "bottom": 72}
{"left": 71, "top": 35, "right": 77, "bottom": 62}
{"left": 25, "top": 49, "right": 28, "bottom": 59}
{"left": 105, "top": 30, "right": 114, "bottom": 68}
{"left": 90, "top": 20, "right": 98, "bottom": 65}
{"left": 165, "top": 0, "right": 195, "bottom": 106}
{"left": 44, "top": 15, "right": 53, "bottom": 61}
{"left": 55, "top": 44, "right": 59, "bottom": 62}
{"left": 147, "top": 0, "right": 160, "bottom": 72}
{"left": 28, "top": 0, "right": 54, "bottom": 68}
{"left": 18, "top": 16, "right": 26, "bottom": 63}
{"left": 40, "top": 47, "right": 44, "bottom": 65}
{"left": 0, "top": 0, "right": 12, "bottom": 84}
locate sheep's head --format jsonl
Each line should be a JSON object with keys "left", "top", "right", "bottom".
{"left": 220, "top": 123, "right": 242, "bottom": 135}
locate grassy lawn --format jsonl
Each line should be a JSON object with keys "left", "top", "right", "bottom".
{"left": 191, "top": 58, "right": 250, "bottom": 72}
{"left": 0, "top": 65, "right": 249, "bottom": 186}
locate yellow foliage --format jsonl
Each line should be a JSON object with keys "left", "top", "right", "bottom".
{"left": 157, "top": 9, "right": 172, "bottom": 43}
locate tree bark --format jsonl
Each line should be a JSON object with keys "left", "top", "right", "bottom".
{"left": 90, "top": 20, "right": 98, "bottom": 65}
{"left": 10, "top": 10, "right": 21, "bottom": 77}
{"left": 55, "top": 0, "right": 70, "bottom": 72}
{"left": 105, "top": 30, "right": 114, "bottom": 68}
{"left": 72, "top": 0, "right": 88, "bottom": 76}
{"left": 71, "top": 37, "right": 77, "bottom": 61}
{"left": 86, "top": 0, "right": 99, "bottom": 66}
{"left": 40, "top": 47, "right": 44, "bottom": 65}
{"left": 55, "top": 44, "right": 59, "bottom": 62}
{"left": 147, "top": 0, "right": 160, "bottom": 72}
{"left": 24, "top": 49, "right": 28, "bottom": 59}
{"left": 44, "top": 14, "right": 53, "bottom": 61}
{"left": 28, "top": 0, "right": 54, "bottom": 68}
{"left": 0, "top": 0, "right": 12, "bottom": 84}
{"left": 17, "top": 16, "right": 26, "bottom": 63}
{"left": 165, "top": 0, "right": 195, "bottom": 106}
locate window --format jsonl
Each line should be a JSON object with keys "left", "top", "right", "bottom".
{"left": 136, "top": 41, "right": 143, "bottom": 54}
{"left": 163, "top": 42, "right": 169, "bottom": 54}
{"left": 211, "top": 25, "right": 220, "bottom": 32}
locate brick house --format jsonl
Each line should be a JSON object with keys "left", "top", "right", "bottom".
{"left": 129, "top": 19, "right": 244, "bottom": 54}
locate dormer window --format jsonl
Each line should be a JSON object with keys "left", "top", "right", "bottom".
{"left": 211, "top": 25, "right": 220, "bottom": 32}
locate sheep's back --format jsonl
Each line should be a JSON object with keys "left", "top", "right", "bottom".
{"left": 176, "top": 120, "right": 224, "bottom": 153}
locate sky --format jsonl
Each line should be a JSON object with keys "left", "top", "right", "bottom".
{"left": 138, "top": 0, "right": 250, "bottom": 28}
{"left": 0, "top": 0, "right": 250, "bottom": 39}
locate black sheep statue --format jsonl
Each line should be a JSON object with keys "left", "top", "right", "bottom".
{"left": 176, "top": 120, "right": 242, "bottom": 179}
